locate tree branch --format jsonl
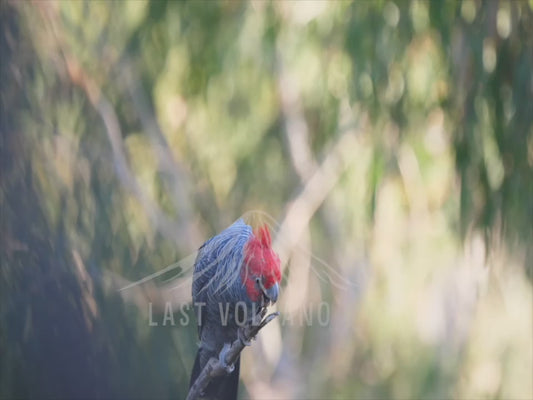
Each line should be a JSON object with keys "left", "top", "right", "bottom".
{"left": 119, "top": 64, "right": 203, "bottom": 251}
{"left": 186, "top": 310, "right": 279, "bottom": 400}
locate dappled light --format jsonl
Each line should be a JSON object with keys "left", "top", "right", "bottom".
{"left": 1, "top": 1, "right": 531, "bottom": 399}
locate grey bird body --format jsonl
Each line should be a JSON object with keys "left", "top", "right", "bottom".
{"left": 189, "top": 219, "right": 280, "bottom": 399}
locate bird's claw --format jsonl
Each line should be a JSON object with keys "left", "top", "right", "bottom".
{"left": 219, "top": 343, "right": 234, "bottom": 374}
{"left": 238, "top": 328, "right": 252, "bottom": 346}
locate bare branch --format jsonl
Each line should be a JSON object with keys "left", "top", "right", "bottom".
{"left": 273, "top": 130, "right": 360, "bottom": 266}
{"left": 274, "top": 45, "right": 363, "bottom": 270}
{"left": 186, "top": 310, "right": 279, "bottom": 400}
{"left": 61, "top": 56, "right": 187, "bottom": 248}
{"left": 120, "top": 64, "right": 203, "bottom": 252}
{"left": 276, "top": 54, "right": 317, "bottom": 181}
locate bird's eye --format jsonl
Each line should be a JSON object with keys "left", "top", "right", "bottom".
{"left": 255, "top": 277, "right": 261, "bottom": 284}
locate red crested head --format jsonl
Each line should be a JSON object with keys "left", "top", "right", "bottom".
{"left": 241, "top": 225, "right": 281, "bottom": 303}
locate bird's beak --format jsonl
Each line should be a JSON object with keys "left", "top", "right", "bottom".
{"left": 264, "top": 282, "right": 279, "bottom": 305}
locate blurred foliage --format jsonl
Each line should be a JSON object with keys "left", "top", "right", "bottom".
{"left": 1, "top": 1, "right": 532, "bottom": 399}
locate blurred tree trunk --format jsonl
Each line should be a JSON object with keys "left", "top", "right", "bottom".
{"left": 0, "top": 4, "right": 116, "bottom": 398}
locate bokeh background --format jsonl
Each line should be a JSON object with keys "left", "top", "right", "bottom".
{"left": 1, "top": 1, "right": 532, "bottom": 399}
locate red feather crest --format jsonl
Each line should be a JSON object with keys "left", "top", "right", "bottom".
{"left": 241, "top": 224, "right": 281, "bottom": 301}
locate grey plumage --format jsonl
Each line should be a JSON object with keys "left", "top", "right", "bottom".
{"left": 190, "top": 219, "right": 254, "bottom": 399}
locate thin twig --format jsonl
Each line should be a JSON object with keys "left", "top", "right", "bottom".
{"left": 186, "top": 310, "right": 280, "bottom": 400}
